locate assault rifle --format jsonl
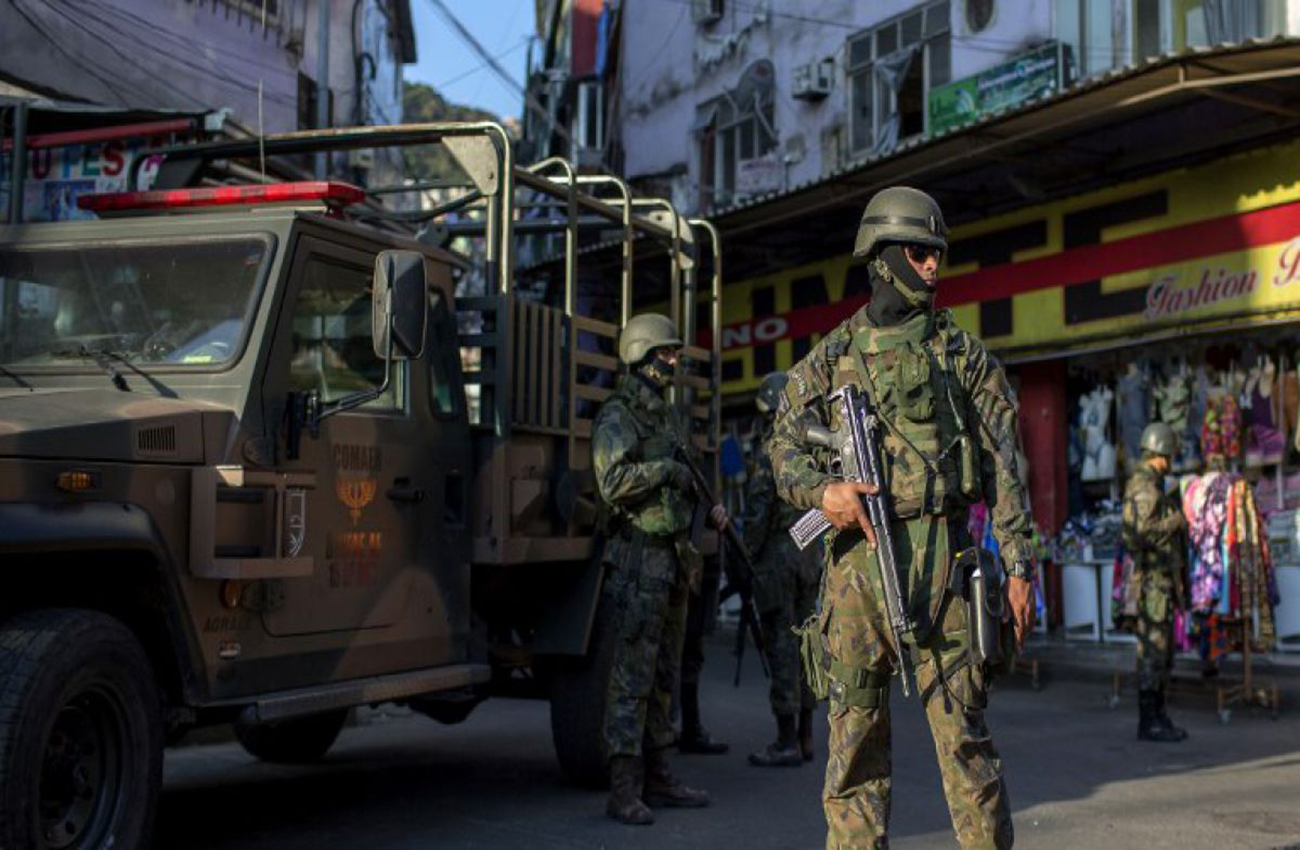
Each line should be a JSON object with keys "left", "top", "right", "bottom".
{"left": 787, "top": 383, "right": 916, "bottom": 697}
{"left": 674, "top": 444, "right": 769, "bottom": 686}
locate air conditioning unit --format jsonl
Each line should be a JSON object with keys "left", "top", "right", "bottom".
{"left": 792, "top": 60, "right": 833, "bottom": 101}
{"left": 692, "top": 0, "right": 723, "bottom": 25}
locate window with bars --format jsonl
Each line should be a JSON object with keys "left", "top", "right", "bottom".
{"left": 695, "top": 60, "right": 777, "bottom": 210}
{"left": 846, "top": 1, "right": 951, "bottom": 155}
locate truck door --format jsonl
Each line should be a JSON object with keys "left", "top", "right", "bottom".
{"left": 258, "top": 236, "right": 440, "bottom": 640}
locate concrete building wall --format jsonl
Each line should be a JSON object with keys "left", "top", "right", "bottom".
{"left": 0, "top": 0, "right": 407, "bottom": 134}
{"left": 617, "top": 0, "right": 1052, "bottom": 215}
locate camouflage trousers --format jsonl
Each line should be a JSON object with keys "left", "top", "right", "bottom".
{"left": 602, "top": 532, "right": 690, "bottom": 758}
{"left": 681, "top": 553, "right": 724, "bottom": 689}
{"left": 755, "top": 536, "right": 821, "bottom": 716}
{"left": 1135, "top": 608, "right": 1174, "bottom": 692}
{"left": 821, "top": 551, "right": 1012, "bottom": 850}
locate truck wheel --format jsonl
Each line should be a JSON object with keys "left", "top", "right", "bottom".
{"left": 234, "top": 709, "right": 348, "bottom": 764}
{"left": 548, "top": 592, "right": 617, "bottom": 789}
{"left": 0, "top": 609, "right": 163, "bottom": 850}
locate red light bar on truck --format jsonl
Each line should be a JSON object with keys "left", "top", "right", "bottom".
{"left": 77, "top": 181, "right": 366, "bottom": 213}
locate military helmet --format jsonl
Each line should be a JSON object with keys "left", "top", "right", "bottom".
{"left": 755, "top": 371, "right": 788, "bottom": 414}
{"left": 1139, "top": 422, "right": 1178, "bottom": 458}
{"left": 619, "top": 312, "right": 683, "bottom": 365}
{"left": 852, "top": 186, "right": 948, "bottom": 258}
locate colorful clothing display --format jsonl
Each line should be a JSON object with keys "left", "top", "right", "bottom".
{"left": 1201, "top": 394, "right": 1242, "bottom": 461}
{"left": 1180, "top": 472, "right": 1277, "bottom": 652}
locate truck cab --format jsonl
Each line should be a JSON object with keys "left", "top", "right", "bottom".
{"left": 0, "top": 124, "right": 723, "bottom": 849}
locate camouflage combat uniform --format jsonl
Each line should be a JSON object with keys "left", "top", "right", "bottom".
{"left": 746, "top": 422, "right": 822, "bottom": 719}
{"left": 1121, "top": 465, "right": 1187, "bottom": 692}
{"left": 771, "top": 304, "right": 1035, "bottom": 850}
{"left": 593, "top": 373, "right": 697, "bottom": 759}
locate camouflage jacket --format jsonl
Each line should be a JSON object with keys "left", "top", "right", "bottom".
{"left": 769, "top": 306, "right": 1036, "bottom": 575}
{"left": 744, "top": 421, "right": 804, "bottom": 555}
{"left": 592, "top": 374, "right": 694, "bottom": 538}
{"left": 1122, "top": 466, "right": 1187, "bottom": 587}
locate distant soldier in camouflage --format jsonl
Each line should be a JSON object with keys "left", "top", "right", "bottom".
{"left": 745, "top": 371, "right": 823, "bottom": 767}
{"left": 1122, "top": 422, "right": 1189, "bottom": 743}
{"left": 592, "top": 312, "right": 722, "bottom": 825}
{"left": 769, "top": 187, "right": 1037, "bottom": 849}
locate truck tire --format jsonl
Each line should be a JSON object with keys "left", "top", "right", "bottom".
{"left": 548, "top": 591, "right": 617, "bottom": 789}
{"left": 233, "top": 709, "right": 348, "bottom": 764}
{"left": 0, "top": 608, "right": 163, "bottom": 850}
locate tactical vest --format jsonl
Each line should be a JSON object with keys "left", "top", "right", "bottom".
{"left": 829, "top": 310, "right": 981, "bottom": 519}
{"left": 603, "top": 385, "right": 695, "bottom": 538}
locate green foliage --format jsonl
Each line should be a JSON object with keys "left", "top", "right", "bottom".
{"left": 401, "top": 81, "right": 501, "bottom": 183}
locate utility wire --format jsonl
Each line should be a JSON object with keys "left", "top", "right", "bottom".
{"left": 425, "top": 0, "right": 573, "bottom": 145}
{"left": 35, "top": 0, "right": 209, "bottom": 110}
{"left": 9, "top": 0, "right": 132, "bottom": 103}
{"left": 67, "top": 0, "right": 302, "bottom": 81}
{"left": 436, "top": 36, "right": 530, "bottom": 91}
{"left": 44, "top": 0, "right": 297, "bottom": 106}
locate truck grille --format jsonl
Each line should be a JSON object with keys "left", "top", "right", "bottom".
{"left": 136, "top": 425, "right": 177, "bottom": 456}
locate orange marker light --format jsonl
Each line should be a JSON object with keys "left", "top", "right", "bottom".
{"left": 56, "top": 470, "right": 100, "bottom": 493}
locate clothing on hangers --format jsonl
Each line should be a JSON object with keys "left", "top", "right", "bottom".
{"left": 1117, "top": 365, "right": 1150, "bottom": 472}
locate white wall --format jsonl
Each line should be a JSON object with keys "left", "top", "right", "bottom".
{"left": 618, "top": 0, "right": 1053, "bottom": 214}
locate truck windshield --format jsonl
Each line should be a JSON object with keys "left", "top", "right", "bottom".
{"left": 0, "top": 236, "right": 271, "bottom": 369}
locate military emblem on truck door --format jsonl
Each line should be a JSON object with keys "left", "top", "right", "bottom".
{"left": 335, "top": 475, "right": 378, "bottom": 524}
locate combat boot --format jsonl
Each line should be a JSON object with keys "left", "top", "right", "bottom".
{"left": 748, "top": 714, "right": 802, "bottom": 767}
{"left": 1154, "top": 689, "right": 1189, "bottom": 741}
{"left": 606, "top": 756, "right": 654, "bottom": 825}
{"left": 798, "top": 708, "right": 815, "bottom": 761}
{"left": 678, "top": 682, "right": 728, "bottom": 754}
{"left": 1137, "top": 690, "right": 1184, "bottom": 743}
{"left": 643, "top": 747, "right": 710, "bottom": 808}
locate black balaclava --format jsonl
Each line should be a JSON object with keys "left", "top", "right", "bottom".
{"left": 865, "top": 244, "right": 935, "bottom": 327}
{"left": 636, "top": 351, "right": 675, "bottom": 392}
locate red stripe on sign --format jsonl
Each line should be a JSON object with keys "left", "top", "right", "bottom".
{"left": 937, "top": 198, "right": 1300, "bottom": 307}
{"left": 698, "top": 294, "right": 870, "bottom": 351}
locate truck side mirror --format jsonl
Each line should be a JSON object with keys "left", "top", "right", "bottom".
{"left": 373, "top": 250, "right": 428, "bottom": 361}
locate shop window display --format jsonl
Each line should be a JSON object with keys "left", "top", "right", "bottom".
{"left": 1053, "top": 338, "right": 1299, "bottom": 667}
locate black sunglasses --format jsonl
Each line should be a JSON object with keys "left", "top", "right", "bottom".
{"left": 904, "top": 244, "right": 943, "bottom": 263}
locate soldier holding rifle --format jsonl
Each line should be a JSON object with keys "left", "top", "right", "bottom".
{"left": 769, "top": 187, "right": 1037, "bottom": 849}
{"left": 591, "top": 313, "right": 730, "bottom": 826}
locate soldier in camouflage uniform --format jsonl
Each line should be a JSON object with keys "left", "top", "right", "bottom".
{"left": 1122, "top": 422, "right": 1189, "bottom": 743}
{"left": 745, "top": 371, "right": 823, "bottom": 767}
{"left": 592, "top": 312, "right": 721, "bottom": 825}
{"left": 769, "top": 187, "right": 1038, "bottom": 849}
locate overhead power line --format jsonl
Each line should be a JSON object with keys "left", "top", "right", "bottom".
{"left": 425, "top": 0, "right": 573, "bottom": 145}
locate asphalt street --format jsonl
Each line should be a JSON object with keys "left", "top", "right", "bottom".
{"left": 158, "top": 637, "right": 1300, "bottom": 850}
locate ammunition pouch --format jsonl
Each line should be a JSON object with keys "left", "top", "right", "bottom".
{"left": 847, "top": 321, "right": 981, "bottom": 520}
{"left": 796, "top": 609, "right": 892, "bottom": 708}
{"left": 795, "top": 610, "right": 832, "bottom": 702}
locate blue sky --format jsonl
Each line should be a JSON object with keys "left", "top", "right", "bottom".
{"left": 406, "top": 0, "right": 535, "bottom": 120}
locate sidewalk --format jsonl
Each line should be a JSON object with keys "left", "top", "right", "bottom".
{"left": 1015, "top": 632, "right": 1300, "bottom": 710}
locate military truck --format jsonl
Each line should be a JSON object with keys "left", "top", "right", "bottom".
{"left": 0, "top": 123, "right": 724, "bottom": 849}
